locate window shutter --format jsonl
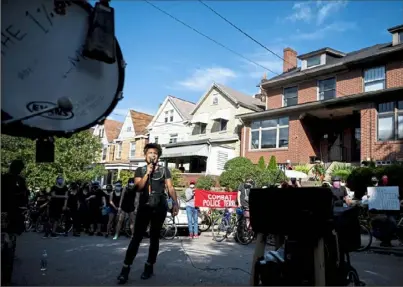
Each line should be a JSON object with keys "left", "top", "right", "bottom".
{"left": 217, "top": 151, "right": 229, "bottom": 170}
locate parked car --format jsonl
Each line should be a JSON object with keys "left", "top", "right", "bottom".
{"left": 167, "top": 198, "right": 202, "bottom": 230}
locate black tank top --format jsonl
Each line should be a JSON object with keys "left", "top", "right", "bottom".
{"left": 122, "top": 188, "right": 135, "bottom": 209}
{"left": 112, "top": 191, "right": 121, "bottom": 207}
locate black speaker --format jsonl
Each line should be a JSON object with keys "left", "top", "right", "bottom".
{"left": 36, "top": 138, "right": 55, "bottom": 163}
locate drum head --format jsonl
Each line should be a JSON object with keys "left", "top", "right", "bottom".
{"left": 1, "top": 0, "right": 125, "bottom": 138}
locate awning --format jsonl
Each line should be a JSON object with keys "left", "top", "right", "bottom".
{"left": 211, "top": 109, "right": 230, "bottom": 120}
{"left": 191, "top": 113, "right": 209, "bottom": 124}
{"left": 161, "top": 144, "right": 209, "bottom": 159}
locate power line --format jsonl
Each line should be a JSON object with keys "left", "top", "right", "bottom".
{"left": 198, "top": 0, "right": 350, "bottom": 97}
{"left": 143, "top": 0, "right": 279, "bottom": 76}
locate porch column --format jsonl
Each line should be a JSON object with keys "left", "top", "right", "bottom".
{"left": 117, "top": 168, "right": 122, "bottom": 179}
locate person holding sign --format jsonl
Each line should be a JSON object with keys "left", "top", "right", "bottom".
{"left": 117, "top": 143, "right": 179, "bottom": 284}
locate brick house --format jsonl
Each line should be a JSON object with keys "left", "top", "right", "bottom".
{"left": 238, "top": 24, "right": 403, "bottom": 167}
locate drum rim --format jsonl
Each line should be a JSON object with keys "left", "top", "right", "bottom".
{"left": 1, "top": 1, "right": 125, "bottom": 139}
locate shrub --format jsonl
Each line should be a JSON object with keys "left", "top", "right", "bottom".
{"left": 331, "top": 163, "right": 356, "bottom": 182}
{"left": 118, "top": 170, "right": 134, "bottom": 186}
{"left": 196, "top": 175, "right": 216, "bottom": 190}
{"left": 170, "top": 168, "right": 182, "bottom": 187}
{"left": 257, "top": 156, "right": 266, "bottom": 170}
{"left": 294, "top": 164, "right": 310, "bottom": 175}
{"left": 220, "top": 157, "right": 257, "bottom": 190}
{"left": 254, "top": 169, "right": 286, "bottom": 188}
{"left": 268, "top": 155, "right": 277, "bottom": 170}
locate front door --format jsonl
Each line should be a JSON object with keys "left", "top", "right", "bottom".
{"left": 352, "top": 128, "right": 361, "bottom": 162}
{"left": 329, "top": 133, "right": 343, "bottom": 161}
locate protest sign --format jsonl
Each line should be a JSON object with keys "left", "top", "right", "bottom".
{"left": 194, "top": 190, "right": 237, "bottom": 208}
{"left": 367, "top": 186, "right": 400, "bottom": 211}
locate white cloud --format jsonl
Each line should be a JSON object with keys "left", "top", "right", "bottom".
{"left": 316, "top": 0, "right": 348, "bottom": 25}
{"left": 285, "top": 0, "right": 348, "bottom": 25}
{"left": 176, "top": 67, "right": 237, "bottom": 92}
{"left": 295, "top": 21, "right": 357, "bottom": 40}
{"left": 286, "top": 2, "right": 313, "bottom": 23}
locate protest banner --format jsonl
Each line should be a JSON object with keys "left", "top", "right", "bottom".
{"left": 194, "top": 190, "right": 237, "bottom": 208}
{"left": 367, "top": 186, "right": 400, "bottom": 211}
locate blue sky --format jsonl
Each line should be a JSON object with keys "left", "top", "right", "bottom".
{"left": 108, "top": 0, "right": 403, "bottom": 121}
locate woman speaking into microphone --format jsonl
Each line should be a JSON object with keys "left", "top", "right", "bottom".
{"left": 117, "top": 143, "right": 179, "bottom": 284}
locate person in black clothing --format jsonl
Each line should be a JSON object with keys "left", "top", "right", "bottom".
{"left": 86, "top": 182, "right": 106, "bottom": 236}
{"left": 117, "top": 143, "right": 179, "bottom": 284}
{"left": 46, "top": 175, "right": 68, "bottom": 238}
{"left": 66, "top": 182, "right": 81, "bottom": 237}
{"left": 79, "top": 183, "right": 91, "bottom": 234}
{"left": 114, "top": 179, "right": 136, "bottom": 240}
{"left": 106, "top": 181, "right": 123, "bottom": 238}
{"left": 1, "top": 160, "right": 29, "bottom": 286}
{"left": 330, "top": 176, "right": 349, "bottom": 207}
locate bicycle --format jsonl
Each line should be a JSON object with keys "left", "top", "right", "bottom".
{"left": 355, "top": 206, "right": 373, "bottom": 252}
{"left": 198, "top": 209, "right": 212, "bottom": 232}
{"left": 160, "top": 215, "right": 177, "bottom": 240}
{"left": 235, "top": 208, "right": 255, "bottom": 245}
{"left": 211, "top": 208, "right": 245, "bottom": 243}
{"left": 54, "top": 212, "right": 73, "bottom": 235}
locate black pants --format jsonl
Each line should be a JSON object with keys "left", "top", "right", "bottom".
{"left": 65, "top": 209, "right": 80, "bottom": 232}
{"left": 124, "top": 204, "right": 167, "bottom": 266}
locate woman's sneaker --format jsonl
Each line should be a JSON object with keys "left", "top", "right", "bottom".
{"left": 188, "top": 233, "right": 193, "bottom": 239}
{"left": 117, "top": 266, "right": 130, "bottom": 284}
{"left": 113, "top": 235, "right": 119, "bottom": 240}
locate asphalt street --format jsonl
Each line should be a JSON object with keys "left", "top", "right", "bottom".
{"left": 12, "top": 232, "right": 403, "bottom": 286}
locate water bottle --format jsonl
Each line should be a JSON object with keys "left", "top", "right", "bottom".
{"left": 40, "top": 250, "right": 47, "bottom": 275}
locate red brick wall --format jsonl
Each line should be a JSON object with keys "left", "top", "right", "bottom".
{"left": 336, "top": 69, "right": 363, "bottom": 97}
{"left": 298, "top": 80, "right": 317, "bottom": 104}
{"left": 386, "top": 60, "right": 403, "bottom": 88}
{"left": 266, "top": 87, "right": 282, "bottom": 109}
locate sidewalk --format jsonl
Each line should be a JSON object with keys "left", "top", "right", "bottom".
{"left": 369, "top": 240, "right": 403, "bottom": 256}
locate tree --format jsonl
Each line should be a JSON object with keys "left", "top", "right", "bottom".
{"left": 118, "top": 169, "right": 134, "bottom": 186}
{"left": 268, "top": 155, "right": 277, "bottom": 170}
{"left": 195, "top": 175, "right": 216, "bottom": 190}
{"left": 219, "top": 157, "right": 257, "bottom": 191}
{"left": 1, "top": 131, "right": 106, "bottom": 189}
{"left": 257, "top": 156, "right": 266, "bottom": 170}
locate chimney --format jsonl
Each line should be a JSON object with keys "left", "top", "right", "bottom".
{"left": 283, "top": 47, "right": 297, "bottom": 73}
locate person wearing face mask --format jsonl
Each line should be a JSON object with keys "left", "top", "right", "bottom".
{"left": 117, "top": 143, "right": 179, "bottom": 284}
{"left": 113, "top": 179, "right": 136, "bottom": 240}
{"left": 78, "top": 183, "right": 91, "bottom": 234}
{"left": 236, "top": 178, "right": 254, "bottom": 241}
{"left": 105, "top": 181, "right": 122, "bottom": 238}
{"left": 330, "top": 176, "right": 349, "bottom": 207}
{"left": 185, "top": 181, "right": 199, "bottom": 239}
{"left": 46, "top": 175, "right": 68, "bottom": 238}
{"left": 66, "top": 182, "right": 81, "bottom": 237}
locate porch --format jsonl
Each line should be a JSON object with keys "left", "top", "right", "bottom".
{"left": 161, "top": 142, "right": 209, "bottom": 173}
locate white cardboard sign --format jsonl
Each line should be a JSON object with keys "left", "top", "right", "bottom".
{"left": 367, "top": 186, "right": 400, "bottom": 211}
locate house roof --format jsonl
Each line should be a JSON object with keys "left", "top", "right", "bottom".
{"left": 169, "top": 96, "right": 196, "bottom": 121}
{"left": 129, "top": 110, "right": 154, "bottom": 135}
{"left": 104, "top": 119, "right": 123, "bottom": 142}
{"left": 262, "top": 42, "right": 403, "bottom": 87}
{"left": 191, "top": 83, "right": 265, "bottom": 115}
{"left": 297, "top": 47, "right": 346, "bottom": 60}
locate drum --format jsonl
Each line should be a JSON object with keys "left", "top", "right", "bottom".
{"left": 1, "top": 0, "right": 125, "bottom": 138}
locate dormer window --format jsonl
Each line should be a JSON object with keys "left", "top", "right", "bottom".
{"left": 306, "top": 56, "right": 321, "bottom": 68}
{"left": 387, "top": 24, "right": 403, "bottom": 46}
{"left": 399, "top": 31, "right": 403, "bottom": 44}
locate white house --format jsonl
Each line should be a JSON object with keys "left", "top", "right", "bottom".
{"left": 161, "top": 83, "right": 265, "bottom": 176}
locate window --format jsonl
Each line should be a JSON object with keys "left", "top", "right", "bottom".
{"left": 250, "top": 117, "right": 289, "bottom": 149}
{"left": 212, "top": 95, "right": 218, "bottom": 105}
{"left": 98, "top": 128, "right": 104, "bottom": 138}
{"left": 102, "top": 146, "right": 107, "bottom": 161}
{"left": 126, "top": 126, "right": 131, "bottom": 132}
{"left": 283, "top": 87, "right": 298, "bottom": 107}
{"left": 318, "top": 77, "right": 336, "bottom": 100}
{"left": 217, "top": 151, "right": 229, "bottom": 170}
{"left": 170, "top": 110, "right": 174, "bottom": 122}
{"left": 399, "top": 32, "right": 403, "bottom": 44}
{"left": 211, "top": 119, "right": 228, "bottom": 132}
{"left": 154, "top": 137, "right": 158, "bottom": 144}
{"left": 130, "top": 142, "right": 136, "bottom": 158}
{"left": 169, "top": 133, "right": 178, "bottom": 144}
{"left": 364, "top": 66, "right": 385, "bottom": 92}
{"left": 164, "top": 111, "right": 168, "bottom": 123}
{"left": 116, "top": 142, "right": 122, "bottom": 159}
{"left": 377, "top": 101, "right": 403, "bottom": 141}
{"left": 192, "top": 123, "right": 207, "bottom": 135}
{"left": 307, "top": 56, "right": 321, "bottom": 68}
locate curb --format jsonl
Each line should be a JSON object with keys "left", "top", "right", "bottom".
{"left": 368, "top": 247, "right": 403, "bottom": 257}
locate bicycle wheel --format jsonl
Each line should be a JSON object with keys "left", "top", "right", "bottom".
{"left": 236, "top": 218, "right": 254, "bottom": 245}
{"left": 212, "top": 217, "right": 230, "bottom": 242}
{"left": 356, "top": 224, "right": 372, "bottom": 252}
{"left": 199, "top": 214, "right": 212, "bottom": 232}
{"left": 160, "top": 216, "right": 177, "bottom": 240}
{"left": 24, "top": 216, "right": 33, "bottom": 232}
{"left": 35, "top": 217, "right": 45, "bottom": 233}
{"left": 124, "top": 218, "right": 132, "bottom": 238}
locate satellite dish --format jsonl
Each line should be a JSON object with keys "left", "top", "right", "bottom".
{"left": 1, "top": 0, "right": 125, "bottom": 138}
